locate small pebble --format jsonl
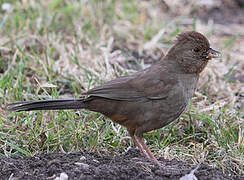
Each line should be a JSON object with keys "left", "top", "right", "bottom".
{"left": 80, "top": 156, "right": 86, "bottom": 161}
{"left": 180, "top": 164, "right": 200, "bottom": 180}
{"left": 74, "top": 162, "right": 89, "bottom": 170}
{"left": 54, "top": 172, "right": 68, "bottom": 180}
{"left": 93, "top": 159, "right": 99, "bottom": 163}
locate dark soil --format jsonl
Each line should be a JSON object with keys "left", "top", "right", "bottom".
{"left": 0, "top": 149, "right": 243, "bottom": 180}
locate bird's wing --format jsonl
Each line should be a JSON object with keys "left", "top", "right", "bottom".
{"left": 84, "top": 65, "right": 177, "bottom": 101}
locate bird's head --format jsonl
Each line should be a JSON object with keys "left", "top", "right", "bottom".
{"left": 166, "top": 31, "right": 221, "bottom": 73}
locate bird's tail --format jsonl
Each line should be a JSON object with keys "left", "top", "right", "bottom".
{"left": 5, "top": 99, "right": 86, "bottom": 112}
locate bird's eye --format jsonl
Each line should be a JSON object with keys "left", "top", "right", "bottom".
{"left": 192, "top": 47, "right": 200, "bottom": 52}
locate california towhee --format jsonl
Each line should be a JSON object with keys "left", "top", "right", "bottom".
{"left": 6, "top": 31, "right": 221, "bottom": 166}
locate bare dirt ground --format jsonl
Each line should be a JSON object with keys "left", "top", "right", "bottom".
{"left": 1, "top": 149, "right": 243, "bottom": 180}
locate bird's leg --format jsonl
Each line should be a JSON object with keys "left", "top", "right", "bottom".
{"left": 130, "top": 135, "right": 150, "bottom": 160}
{"left": 137, "top": 136, "right": 160, "bottom": 166}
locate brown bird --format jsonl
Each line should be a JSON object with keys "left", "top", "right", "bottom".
{"left": 6, "top": 31, "right": 221, "bottom": 166}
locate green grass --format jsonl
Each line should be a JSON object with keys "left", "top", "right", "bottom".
{"left": 0, "top": 0, "right": 243, "bottom": 175}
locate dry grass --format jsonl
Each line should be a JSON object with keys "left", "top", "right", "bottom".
{"left": 0, "top": 0, "right": 243, "bottom": 175}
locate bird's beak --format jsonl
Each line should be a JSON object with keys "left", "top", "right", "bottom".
{"left": 207, "top": 48, "right": 221, "bottom": 59}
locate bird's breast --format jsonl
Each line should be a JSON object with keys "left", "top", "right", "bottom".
{"left": 178, "top": 74, "right": 199, "bottom": 105}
